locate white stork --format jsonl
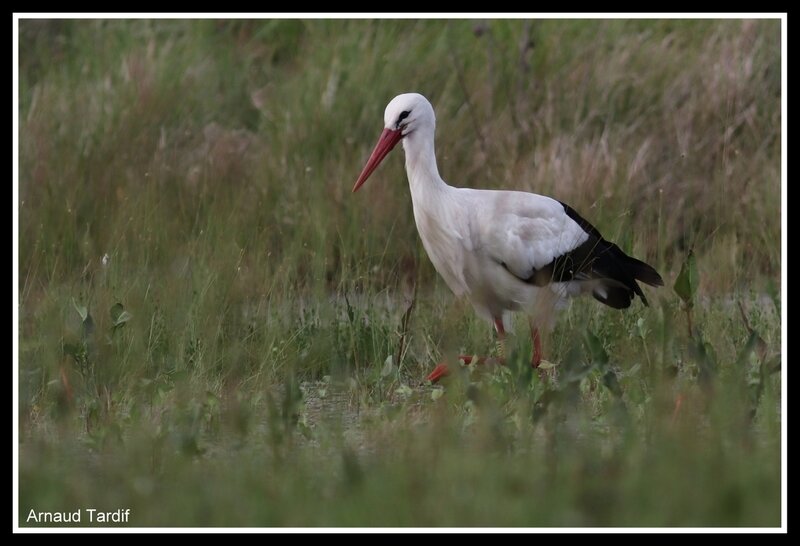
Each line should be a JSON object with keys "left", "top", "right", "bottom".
{"left": 353, "top": 93, "right": 663, "bottom": 382}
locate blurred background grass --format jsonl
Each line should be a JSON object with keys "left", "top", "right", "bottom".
{"left": 18, "top": 18, "right": 782, "bottom": 527}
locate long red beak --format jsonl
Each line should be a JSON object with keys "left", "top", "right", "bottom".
{"left": 352, "top": 128, "right": 403, "bottom": 192}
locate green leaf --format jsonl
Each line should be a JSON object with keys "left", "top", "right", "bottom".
{"left": 72, "top": 298, "right": 88, "bottom": 322}
{"left": 110, "top": 303, "right": 132, "bottom": 330}
{"left": 537, "top": 360, "right": 557, "bottom": 370}
{"left": 380, "top": 355, "right": 395, "bottom": 378}
{"left": 110, "top": 303, "right": 124, "bottom": 323}
{"left": 431, "top": 387, "right": 444, "bottom": 401}
{"left": 395, "top": 384, "right": 413, "bottom": 398}
{"left": 114, "top": 311, "right": 132, "bottom": 326}
{"left": 673, "top": 249, "right": 698, "bottom": 308}
{"left": 205, "top": 391, "right": 221, "bottom": 409}
{"left": 636, "top": 317, "right": 649, "bottom": 340}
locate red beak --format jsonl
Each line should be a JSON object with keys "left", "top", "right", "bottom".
{"left": 352, "top": 128, "right": 403, "bottom": 192}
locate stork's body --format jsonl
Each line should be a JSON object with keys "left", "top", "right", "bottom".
{"left": 354, "top": 93, "right": 663, "bottom": 381}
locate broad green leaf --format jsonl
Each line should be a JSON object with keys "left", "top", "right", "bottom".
{"left": 110, "top": 303, "right": 124, "bottom": 323}
{"left": 380, "top": 355, "right": 395, "bottom": 378}
{"left": 114, "top": 311, "right": 132, "bottom": 326}
{"left": 72, "top": 298, "right": 88, "bottom": 322}
{"left": 206, "top": 391, "right": 221, "bottom": 409}
{"left": 395, "top": 384, "right": 413, "bottom": 398}
{"left": 673, "top": 249, "right": 698, "bottom": 308}
{"left": 111, "top": 303, "right": 132, "bottom": 331}
{"left": 537, "top": 360, "right": 557, "bottom": 370}
{"left": 636, "top": 317, "right": 649, "bottom": 340}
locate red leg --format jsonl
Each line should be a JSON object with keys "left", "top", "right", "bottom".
{"left": 425, "top": 355, "right": 506, "bottom": 382}
{"left": 425, "top": 317, "right": 506, "bottom": 383}
{"left": 493, "top": 317, "right": 506, "bottom": 340}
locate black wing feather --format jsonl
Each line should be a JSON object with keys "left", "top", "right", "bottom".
{"left": 500, "top": 202, "right": 664, "bottom": 309}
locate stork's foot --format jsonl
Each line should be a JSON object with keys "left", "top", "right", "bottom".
{"left": 425, "top": 355, "right": 505, "bottom": 383}
{"left": 426, "top": 362, "right": 450, "bottom": 383}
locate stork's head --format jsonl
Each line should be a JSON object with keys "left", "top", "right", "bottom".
{"left": 352, "top": 93, "right": 435, "bottom": 192}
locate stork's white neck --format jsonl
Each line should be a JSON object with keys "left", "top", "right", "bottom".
{"left": 402, "top": 128, "right": 448, "bottom": 199}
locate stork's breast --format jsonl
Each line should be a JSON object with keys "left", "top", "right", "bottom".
{"left": 414, "top": 207, "right": 469, "bottom": 297}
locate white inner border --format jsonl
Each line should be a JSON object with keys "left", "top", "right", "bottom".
{"left": 12, "top": 12, "right": 787, "bottom": 534}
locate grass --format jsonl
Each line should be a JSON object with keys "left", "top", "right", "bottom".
{"left": 17, "top": 18, "right": 782, "bottom": 527}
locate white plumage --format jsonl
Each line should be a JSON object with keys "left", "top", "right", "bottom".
{"left": 354, "top": 93, "right": 663, "bottom": 381}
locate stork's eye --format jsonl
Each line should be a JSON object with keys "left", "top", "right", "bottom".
{"left": 395, "top": 110, "right": 411, "bottom": 129}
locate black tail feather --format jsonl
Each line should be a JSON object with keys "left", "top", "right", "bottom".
{"left": 558, "top": 201, "right": 663, "bottom": 310}
{"left": 624, "top": 255, "right": 664, "bottom": 287}
{"left": 594, "top": 243, "right": 659, "bottom": 308}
